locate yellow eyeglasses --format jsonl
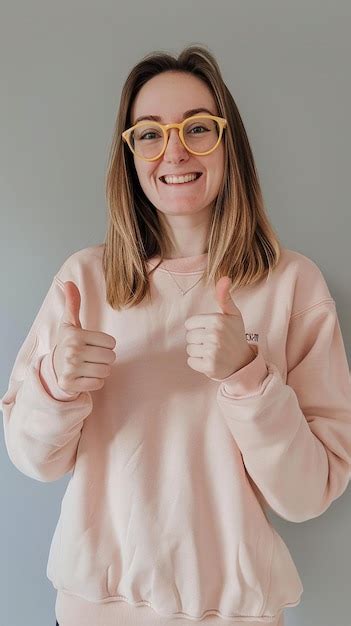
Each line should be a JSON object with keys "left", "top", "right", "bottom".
{"left": 122, "top": 114, "right": 227, "bottom": 161}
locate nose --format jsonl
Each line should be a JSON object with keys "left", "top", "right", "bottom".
{"left": 163, "top": 128, "right": 189, "bottom": 162}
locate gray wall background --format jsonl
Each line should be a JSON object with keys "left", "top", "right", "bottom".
{"left": 1, "top": 1, "right": 350, "bottom": 625}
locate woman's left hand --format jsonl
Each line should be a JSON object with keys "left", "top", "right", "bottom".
{"left": 184, "top": 276, "right": 256, "bottom": 380}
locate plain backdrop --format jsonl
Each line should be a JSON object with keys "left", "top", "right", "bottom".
{"left": 1, "top": 1, "right": 350, "bottom": 625}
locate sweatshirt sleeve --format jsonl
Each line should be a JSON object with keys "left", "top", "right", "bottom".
{"left": 1, "top": 273, "right": 93, "bottom": 483}
{"left": 213, "top": 299, "right": 351, "bottom": 523}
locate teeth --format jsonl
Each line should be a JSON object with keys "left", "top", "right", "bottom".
{"left": 163, "top": 173, "right": 200, "bottom": 184}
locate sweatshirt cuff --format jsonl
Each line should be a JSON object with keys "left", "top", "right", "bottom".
{"left": 211, "top": 346, "right": 271, "bottom": 399}
{"left": 39, "top": 348, "right": 80, "bottom": 402}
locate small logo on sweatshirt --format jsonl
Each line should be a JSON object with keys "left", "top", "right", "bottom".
{"left": 246, "top": 332, "right": 259, "bottom": 343}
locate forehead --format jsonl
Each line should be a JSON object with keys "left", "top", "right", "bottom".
{"left": 130, "top": 71, "right": 217, "bottom": 123}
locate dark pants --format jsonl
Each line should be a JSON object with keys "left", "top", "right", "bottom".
{"left": 56, "top": 622, "right": 59, "bottom": 625}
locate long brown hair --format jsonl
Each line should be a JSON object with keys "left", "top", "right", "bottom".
{"left": 103, "top": 44, "right": 282, "bottom": 310}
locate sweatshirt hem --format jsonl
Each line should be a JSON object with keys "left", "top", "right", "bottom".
{"left": 55, "top": 588, "right": 301, "bottom": 624}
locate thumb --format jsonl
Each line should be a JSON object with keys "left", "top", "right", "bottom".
{"left": 215, "top": 276, "right": 241, "bottom": 317}
{"left": 61, "top": 281, "right": 82, "bottom": 329}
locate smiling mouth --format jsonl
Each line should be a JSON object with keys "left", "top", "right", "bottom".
{"left": 159, "top": 172, "right": 203, "bottom": 184}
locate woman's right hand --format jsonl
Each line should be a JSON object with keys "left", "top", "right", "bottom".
{"left": 52, "top": 281, "right": 117, "bottom": 394}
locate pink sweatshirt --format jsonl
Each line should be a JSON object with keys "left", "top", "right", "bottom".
{"left": 2, "top": 244, "right": 351, "bottom": 626}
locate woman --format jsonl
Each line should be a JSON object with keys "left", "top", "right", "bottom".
{"left": 2, "top": 45, "right": 351, "bottom": 626}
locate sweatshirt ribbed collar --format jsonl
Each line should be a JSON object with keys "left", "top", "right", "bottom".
{"left": 147, "top": 252, "right": 208, "bottom": 274}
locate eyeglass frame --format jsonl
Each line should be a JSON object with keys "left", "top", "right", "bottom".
{"left": 121, "top": 114, "right": 228, "bottom": 162}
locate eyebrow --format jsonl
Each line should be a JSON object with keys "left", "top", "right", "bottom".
{"left": 132, "top": 107, "right": 216, "bottom": 125}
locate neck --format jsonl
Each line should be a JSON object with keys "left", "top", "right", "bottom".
{"left": 158, "top": 205, "right": 212, "bottom": 260}
{"left": 164, "top": 247, "right": 208, "bottom": 260}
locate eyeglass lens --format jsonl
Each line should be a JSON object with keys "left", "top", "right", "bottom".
{"left": 130, "top": 117, "right": 221, "bottom": 159}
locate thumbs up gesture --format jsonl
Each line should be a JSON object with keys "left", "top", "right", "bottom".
{"left": 52, "top": 281, "right": 117, "bottom": 394}
{"left": 184, "top": 277, "right": 256, "bottom": 380}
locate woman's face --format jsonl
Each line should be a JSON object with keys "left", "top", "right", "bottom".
{"left": 129, "top": 71, "right": 225, "bottom": 219}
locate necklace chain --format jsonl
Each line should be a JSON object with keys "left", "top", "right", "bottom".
{"left": 162, "top": 266, "right": 205, "bottom": 295}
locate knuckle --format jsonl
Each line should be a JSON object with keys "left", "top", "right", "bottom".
{"left": 66, "top": 350, "right": 80, "bottom": 366}
{"left": 65, "top": 343, "right": 79, "bottom": 357}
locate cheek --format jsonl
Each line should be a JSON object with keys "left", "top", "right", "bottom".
{"left": 215, "top": 151, "right": 225, "bottom": 185}
{"left": 217, "top": 145, "right": 225, "bottom": 172}
{"left": 135, "top": 161, "right": 157, "bottom": 185}
{"left": 209, "top": 153, "right": 224, "bottom": 187}
{"left": 208, "top": 145, "right": 224, "bottom": 174}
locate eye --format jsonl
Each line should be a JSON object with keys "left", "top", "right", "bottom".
{"left": 136, "top": 127, "right": 163, "bottom": 141}
{"left": 188, "top": 125, "right": 207, "bottom": 134}
{"left": 140, "top": 131, "right": 160, "bottom": 140}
